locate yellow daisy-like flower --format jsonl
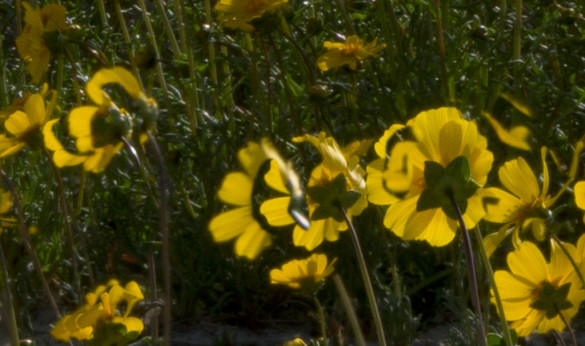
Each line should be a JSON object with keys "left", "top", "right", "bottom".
{"left": 493, "top": 241, "right": 585, "bottom": 337}
{"left": 44, "top": 67, "right": 156, "bottom": 172}
{"left": 482, "top": 147, "right": 568, "bottom": 257}
{"left": 51, "top": 280, "right": 144, "bottom": 343}
{"left": 377, "top": 107, "right": 493, "bottom": 246}
{"left": 317, "top": 35, "right": 386, "bottom": 72}
{"left": 215, "top": 0, "right": 288, "bottom": 31}
{"left": 270, "top": 253, "right": 336, "bottom": 289}
{"left": 261, "top": 133, "right": 368, "bottom": 251}
{"left": 209, "top": 141, "right": 273, "bottom": 259}
{"left": 15, "top": 2, "right": 69, "bottom": 84}
{"left": 0, "top": 92, "right": 50, "bottom": 157}
{"left": 574, "top": 181, "right": 585, "bottom": 224}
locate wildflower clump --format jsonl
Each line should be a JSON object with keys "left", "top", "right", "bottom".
{"left": 317, "top": 35, "right": 386, "bottom": 71}
{"left": 51, "top": 280, "right": 144, "bottom": 344}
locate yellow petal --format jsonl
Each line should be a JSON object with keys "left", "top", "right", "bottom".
{"left": 260, "top": 197, "right": 295, "bottom": 226}
{"left": 481, "top": 187, "right": 524, "bottom": 223}
{"left": 238, "top": 141, "right": 268, "bottom": 177}
{"left": 498, "top": 157, "right": 540, "bottom": 203}
{"left": 482, "top": 111, "right": 531, "bottom": 151}
{"left": 234, "top": 221, "right": 272, "bottom": 259}
{"left": 483, "top": 225, "right": 514, "bottom": 258}
{"left": 217, "top": 172, "right": 252, "bottom": 206}
{"left": 43, "top": 119, "right": 64, "bottom": 151}
{"left": 507, "top": 242, "right": 547, "bottom": 286}
{"left": 209, "top": 206, "right": 253, "bottom": 242}
{"left": 383, "top": 196, "right": 418, "bottom": 238}
{"left": 366, "top": 158, "right": 399, "bottom": 205}
{"left": 23, "top": 93, "right": 46, "bottom": 126}
{"left": 293, "top": 222, "right": 325, "bottom": 251}
{"left": 5, "top": 110, "right": 31, "bottom": 136}
{"left": 111, "top": 316, "right": 144, "bottom": 334}
{"left": 404, "top": 208, "right": 457, "bottom": 247}
{"left": 68, "top": 106, "right": 97, "bottom": 138}
{"left": 575, "top": 181, "right": 585, "bottom": 211}
{"left": 374, "top": 124, "right": 405, "bottom": 158}
{"left": 87, "top": 67, "right": 144, "bottom": 105}
{"left": 263, "top": 159, "right": 289, "bottom": 194}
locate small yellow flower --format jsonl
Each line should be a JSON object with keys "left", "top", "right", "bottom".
{"left": 482, "top": 148, "right": 568, "bottom": 256}
{"left": 209, "top": 141, "right": 273, "bottom": 259}
{"left": 51, "top": 280, "right": 144, "bottom": 343}
{"left": 377, "top": 107, "right": 493, "bottom": 246}
{"left": 0, "top": 92, "right": 50, "bottom": 157}
{"left": 270, "top": 253, "right": 336, "bottom": 289}
{"left": 15, "top": 2, "right": 69, "bottom": 84}
{"left": 317, "top": 35, "right": 386, "bottom": 71}
{"left": 493, "top": 241, "right": 585, "bottom": 337}
{"left": 215, "top": 0, "right": 288, "bottom": 31}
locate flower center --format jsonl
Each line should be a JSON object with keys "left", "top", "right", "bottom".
{"left": 342, "top": 44, "right": 359, "bottom": 56}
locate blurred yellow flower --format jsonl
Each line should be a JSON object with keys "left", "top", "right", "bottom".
{"left": 209, "top": 141, "right": 273, "bottom": 259}
{"left": 0, "top": 92, "right": 50, "bottom": 157}
{"left": 482, "top": 148, "right": 567, "bottom": 257}
{"left": 574, "top": 181, "right": 585, "bottom": 224}
{"left": 482, "top": 111, "right": 531, "bottom": 151}
{"left": 317, "top": 35, "right": 386, "bottom": 71}
{"left": 270, "top": 253, "right": 336, "bottom": 289}
{"left": 44, "top": 67, "right": 155, "bottom": 172}
{"left": 51, "top": 280, "right": 144, "bottom": 343}
{"left": 493, "top": 241, "right": 585, "bottom": 337}
{"left": 378, "top": 107, "right": 493, "bottom": 246}
{"left": 215, "top": 0, "right": 288, "bottom": 31}
{"left": 15, "top": 2, "right": 69, "bottom": 84}
{"left": 261, "top": 133, "right": 368, "bottom": 251}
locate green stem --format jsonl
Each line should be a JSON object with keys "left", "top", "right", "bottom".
{"left": 147, "top": 252, "right": 159, "bottom": 344}
{"left": 97, "top": 0, "right": 107, "bottom": 27}
{"left": 146, "top": 132, "right": 171, "bottom": 346}
{"left": 312, "top": 296, "right": 327, "bottom": 340}
{"left": 114, "top": 0, "right": 144, "bottom": 89}
{"left": 153, "top": 0, "right": 182, "bottom": 58}
{"left": 473, "top": 226, "right": 513, "bottom": 346}
{"left": 46, "top": 151, "right": 81, "bottom": 302}
{"left": 555, "top": 304, "right": 577, "bottom": 346}
{"left": 450, "top": 195, "right": 487, "bottom": 346}
{"left": 0, "top": 170, "right": 60, "bottom": 318}
{"left": 332, "top": 274, "right": 366, "bottom": 346}
{"left": 0, "top": 238, "right": 19, "bottom": 346}
{"left": 340, "top": 207, "right": 387, "bottom": 346}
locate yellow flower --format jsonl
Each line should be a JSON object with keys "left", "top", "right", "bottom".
{"left": 482, "top": 148, "right": 567, "bottom": 257}
{"left": 0, "top": 92, "right": 50, "bottom": 157}
{"left": 215, "top": 0, "right": 288, "bottom": 31}
{"left": 493, "top": 241, "right": 585, "bottom": 337}
{"left": 44, "top": 67, "right": 156, "bottom": 172}
{"left": 15, "top": 2, "right": 69, "bottom": 84}
{"left": 270, "top": 253, "right": 336, "bottom": 289}
{"left": 261, "top": 134, "right": 368, "bottom": 251}
{"left": 378, "top": 107, "right": 493, "bottom": 246}
{"left": 209, "top": 141, "right": 273, "bottom": 259}
{"left": 317, "top": 35, "right": 386, "bottom": 72}
{"left": 51, "top": 280, "right": 144, "bottom": 342}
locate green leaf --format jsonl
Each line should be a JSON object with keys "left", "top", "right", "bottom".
{"left": 306, "top": 173, "right": 362, "bottom": 222}
{"left": 446, "top": 156, "right": 471, "bottom": 182}
{"left": 423, "top": 161, "right": 445, "bottom": 188}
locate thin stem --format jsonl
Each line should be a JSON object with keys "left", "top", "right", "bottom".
{"left": 556, "top": 305, "right": 577, "bottom": 346}
{"left": 0, "top": 170, "right": 60, "bottom": 318}
{"left": 146, "top": 132, "right": 171, "bottom": 346}
{"left": 0, "top": 238, "right": 19, "bottom": 346}
{"left": 473, "top": 226, "right": 513, "bottom": 346}
{"left": 332, "top": 274, "right": 366, "bottom": 346}
{"left": 153, "top": 0, "right": 182, "bottom": 59}
{"left": 340, "top": 207, "right": 387, "bottom": 346}
{"left": 46, "top": 151, "right": 81, "bottom": 301}
{"left": 147, "top": 252, "right": 159, "bottom": 343}
{"left": 114, "top": 0, "right": 144, "bottom": 89}
{"left": 450, "top": 195, "right": 487, "bottom": 346}
{"left": 312, "top": 295, "right": 327, "bottom": 340}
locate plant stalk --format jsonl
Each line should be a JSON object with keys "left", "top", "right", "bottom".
{"left": 0, "top": 239, "right": 19, "bottom": 346}
{"left": 340, "top": 207, "right": 387, "bottom": 346}
{"left": 333, "top": 274, "right": 366, "bottom": 346}
{"left": 450, "top": 195, "right": 487, "bottom": 346}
